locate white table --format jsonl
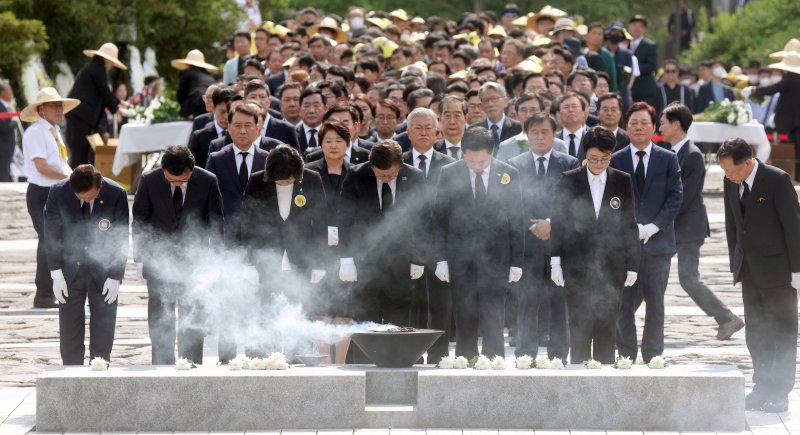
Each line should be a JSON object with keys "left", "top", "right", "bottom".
{"left": 687, "top": 121, "right": 771, "bottom": 162}
{"left": 112, "top": 121, "right": 193, "bottom": 175}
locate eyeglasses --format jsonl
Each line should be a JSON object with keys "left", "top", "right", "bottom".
{"left": 481, "top": 96, "right": 502, "bottom": 104}
{"left": 586, "top": 158, "right": 611, "bottom": 165}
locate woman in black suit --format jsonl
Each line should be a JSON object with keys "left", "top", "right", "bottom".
{"left": 304, "top": 120, "right": 354, "bottom": 363}
{"left": 549, "top": 127, "right": 641, "bottom": 364}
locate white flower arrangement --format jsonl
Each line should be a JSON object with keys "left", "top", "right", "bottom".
{"left": 453, "top": 356, "right": 469, "bottom": 369}
{"left": 490, "top": 355, "right": 507, "bottom": 370}
{"left": 515, "top": 355, "right": 533, "bottom": 369}
{"left": 265, "top": 352, "right": 290, "bottom": 370}
{"left": 438, "top": 356, "right": 455, "bottom": 369}
{"left": 175, "top": 357, "right": 194, "bottom": 370}
{"left": 227, "top": 358, "right": 244, "bottom": 371}
{"left": 613, "top": 356, "right": 633, "bottom": 369}
{"left": 584, "top": 360, "right": 602, "bottom": 369}
{"left": 647, "top": 356, "right": 668, "bottom": 369}
{"left": 249, "top": 358, "right": 267, "bottom": 370}
{"left": 473, "top": 355, "right": 491, "bottom": 370}
{"left": 549, "top": 357, "right": 564, "bottom": 369}
{"left": 89, "top": 357, "right": 108, "bottom": 371}
{"left": 534, "top": 355, "right": 551, "bottom": 369}
{"left": 241, "top": 356, "right": 253, "bottom": 370}
{"left": 702, "top": 99, "right": 753, "bottom": 126}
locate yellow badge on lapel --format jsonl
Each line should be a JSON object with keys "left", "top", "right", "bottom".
{"left": 500, "top": 173, "right": 511, "bottom": 185}
{"left": 294, "top": 194, "right": 306, "bottom": 207}
{"left": 582, "top": 159, "right": 588, "bottom": 167}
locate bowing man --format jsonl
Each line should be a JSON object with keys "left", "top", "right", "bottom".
{"left": 549, "top": 127, "right": 640, "bottom": 364}
{"left": 44, "top": 164, "right": 129, "bottom": 365}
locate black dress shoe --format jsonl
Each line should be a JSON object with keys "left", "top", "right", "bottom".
{"left": 762, "top": 398, "right": 789, "bottom": 413}
{"left": 745, "top": 391, "right": 766, "bottom": 411}
{"left": 33, "top": 296, "right": 59, "bottom": 309}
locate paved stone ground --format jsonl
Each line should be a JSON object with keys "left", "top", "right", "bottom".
{"left": 1, "top": 165, "right": 799, "bottom": 434}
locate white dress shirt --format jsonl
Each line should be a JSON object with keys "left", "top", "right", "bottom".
{"left": 487, "top": 116, "right": 506, "bottom": 135}
{"left": 630, "top": 36, "right": 644, "bottom": 53}
{"left": 169, "top": 182, "right": 188, "bottom": 205}
{"left": 22, "top": 118, "right": 70, "bottom": 187}
{"left": 588, "top": 169, "right": 608, "bottom": 218}
{"left": 531, "top": 149, "right": 553, "bottom": 175}
{"left": 79, "top": 199, "right": 95, "bottom": 214}
{"left": 376, "top": 178, "right": 397, "bottom": 209}
{"left": 670, "top": 138, "right": 689, "bottom": 155}
{"left": 740, "top": 159, "right": 758, "bottom": 199}
{"left": 562, "top": 125, "right": 586, "bottom": 149}
{"left": 214, "top": 119, "right": 225, "bottom": 138}
{"left": 276, "top": 183, "right": 294, "bottom": 271}
{"left": 301, "top": 122, "right": 321, "bottom": 146}
{"left": 234, "top": 143, "right": 257, "bottom": 177}
{"left": 412, "top": 148, "right": 434, "bottom": 176}
{"left": 469, "top": 165, "right": 491, "bottom": 196}
{"left": 629, "top": 142, "right": 654, "bottom": 176}
{"left": 444, "top": 139, "right": 462, "bottom": 159}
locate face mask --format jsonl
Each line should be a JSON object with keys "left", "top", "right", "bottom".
{"left": 760, "top": 77, "right": 771, "bottom": 87}
{"left": 748, "top": 74, "right": 759, "bottom": 84}
{"left": 302, "top": 21, "right": 316, "bottom": 27}
{"left": 713, "top": 67, "right": 726, "bottom": 78}
{"left": 350, "top": 17, "right": 364, "bottom": 29}
{"left": 609, "top": 34, "right": 625, "bottom": 44}
{"left": 771, "top": 75, "right": 783, "bottom": 85}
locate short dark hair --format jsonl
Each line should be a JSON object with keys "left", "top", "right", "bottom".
{"left": 555, "top": 93, "right": 587, "bottom": 113}
{"left": 69, "top": 164, "right": 102, "bottom": 193}
{"left": 323, "top": 102, "right": 361, "bottom": 124}
{"left": 212, "top": 86, "right": 237, "bottom": 107}
{"left": 234, "top": 31, "right": 252, "bottom": 42}
{"left": 567, "top": 68, "right": 598, "bottom": 88}
{"left": 300, "top": 86, "right": 327, "bottom": 106}
{"left": 717, "top": 138, "right": 754, "bottom": 165}
{"left": 278, "top": 82, "right": 302, "bottom": 99}
{"left": 319, "top": 119, "right": 351, "bottom": 145}
{"left": 462, "top": 126, "right": 495, "bottom": 153}
{"left": 369, "top": 140, "right": 404, "bottom": 169}
{"left": 583, "top": 126, "right": 616, "bottom": 154}
{"left": 265, "top": 145, "right": 304, "bottom": 182}
{"left": 515, "top": 92, "right": 545, "bottom": 112}
{"left": 597, "top": 93, "right": 624, "bottom": 112}
{"left": 228, "top": 102, "right": 261, "bottom": 124}
{"left": 243, "top": 58, "right": 265, "bottom": 73}
{"left": 162, "top": 145, "right": 195, "bottom": 175}
{"left": 524, "top": 112, "right": 557, "bottom": 132}
{"left": 376, "top": 99, "right": 402, "bottom": 118}
{"left": 328, "top": 66, "right": 355, "bottom": 83}
{"left": 661, "top": 103, "right": 693, "bottom": 133}
{"left": 626, "top": 101, "right": 657, "bottom": 125}
{"left": 438, "top": 95, "right": 468, "bottom": 116}
{"left": 243, "top": 79, "right": 269, "bottom": 98}
{"left": 356, "top": 60, "right": 380, "bottom": 74}
{"left": 407, "top": 88, "right": 435, "bottom": 110}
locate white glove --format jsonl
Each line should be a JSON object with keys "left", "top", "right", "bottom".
{"left": 243, "top": 265, "right": 260, "bottom": 285}
{"left": 434, "top": 261, "right": 450, "bottom": 283}
{"left": 741, "top": 86, "right": 754, "bottom": 99}
{"left": 411, "top": 264, "right": 424, "bottom": 280}
{"left": 53, "top": 279, "right": 68, "bottom": 304}
{"left": 327, "top": 226, "right": 339, "bottom": 246}
{"left": 339, "top": 258, "right": 357, "bottom": 282}
{"left": 637, "top": 223, "right": 647, "bottom": 241}
{"left": 310, "top": 269, "right": 327, "bottom": 284}
{"left": 550, "top": 264, "right": 565, "bottom": 287}
{"left": 792, "top": 272, "right": 800, "bottom": 291}
{"left": 135, "top": 262, "right": 145, "bottom": 281}
{"left": 624, "top": 271, "right": 638, "bottom": 287}
{"left": 508, "top": 266, "right": 523, "bottom": 283}
{"left": 102, "top": 278, "right": 121, "bottom": 304}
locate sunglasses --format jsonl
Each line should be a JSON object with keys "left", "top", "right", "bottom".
{"left": 503, "top": 12, "right": 519, "bottom": 17}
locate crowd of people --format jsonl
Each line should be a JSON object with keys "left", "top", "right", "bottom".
{"left": 8, "top": 3, "right": 800, "bottom": 415}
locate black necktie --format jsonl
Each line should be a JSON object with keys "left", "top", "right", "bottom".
{"left": 491, "top": 124, "right": 500, "bottom": 147}
{"left": 308, "top": 128, "right": 318, "bottom": 149}
{"left": 81, "top": 201, "right": 90, "bottom": 219}
{"left": 474, "top": 171, "right": 487, "bottom": 204}
{"left": 449, "top": 147, "right": 459, "bottom": 159}
{"left": 381, "top": 182, "right": 393, "bottom": 213}
{"left": 173, "top": 186, "right": 183, "bottom": 222}
{"left": 238, "top": 152, "right": 249, "bottom": 191}
{"left": 537, "top": 156, "right": 546, "bottom": 179}
{"left": 635, "top": 150, "right": 646, "bottom": 192}
{"left": 418, "top": 155, "right": 428, "bottom": 177}
{"left": 568, "top": 133, "right": 576, "bottom": 157}
{"left": 740, "top": 180, "right": 750, "bottom": 215}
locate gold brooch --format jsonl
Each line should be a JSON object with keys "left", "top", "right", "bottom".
{"left": 500, "top": 173, "right": 511, "bottom": 185}
{"left": 294, "top": 194, "right": 306, "bottom": 207}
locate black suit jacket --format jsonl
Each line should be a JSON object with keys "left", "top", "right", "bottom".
{"left": 468, "top": 117, "right": 522, "bottom": 155}
{"left": 239, "top": 168, "right": 327, "bottom": 275}
{"left": 44, "top": 178, "right": 129, "bottom": 288}
{"left": 402, "top": 149, "right": 456, "bottom": 186}
{"left": 631, "top": 38, "right": 659, "bottom": 101}
{"left": 188, "top": 122, "right": 224, "bottom": 170}
{"left": 557, "top": 126, "right": 590, "bottom": 162}
{"left": 754, "top": 71, "right": 800, "bottom": 133}
{"left": 267, "top": 71, "right": 287, "bottom": 96}
{"left": 206, "top": 144, "right": 269, "bottom": 242}
{"left": 305, "top": 142, "right": 371, "bottom": 165}
{"left": 508, "top": 150, "right": 579, "bottom": 267}
{"left": 132, "top": 167, "right": 224, "bottom": 280}
{"left": 695, "top": 81, "right": 737, "bottom": 113}
{"left": 724, "top": 161, "right": 800, "bottom": 288}
{"left": 433, "top": 159, "right": 525, "bottom": 279}
{"left": 192, "top": 112, "right": 214, "bottom": 132}
{"left": 66, "top": 58, "right": 120, "bottom": 126}
{"left": 264, "top": 115, "right": 300, "bottom": 150}
{"left": 613, "top": 129, "right": 632, "bottom": 152}
{"left": 392, "top": 131, "right": 412, "bottom": 152}
{"left": 674, "top": 140, "right": 709, "bottom": 243}
{"left": 0, "top": 101, "right": 15, "bottom": 161}
{"left": 304, "top": 158, "right": 353, "bottom": 223}
{"left": 176, "top": 67, "right": 215, "bottom": 118}
{"left": 550, "top": 166, "right": 641, "bottom": 286}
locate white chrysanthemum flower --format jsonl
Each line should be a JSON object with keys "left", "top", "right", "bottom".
{"left": 438, "top": 356, "right": 455, "bottom": 369}
{"left": 454, "top": 356, "right": 469, "bottom": 369}
{"left": 614, "top": 356, "right": 633, "bottom": 369}
{"left": 648, "top": 356, "right": 667, "bottom": 369}
{"left": 228, "top": 358, "right": 244, "bottom": 371}
{"left": 175, "top": 357, "right": 192, "bottom": 370}
{"left": 473, "top": 355, "right": 491, "bottom": 370}
{"left": 89, "top": 357, "right": 108, "bottom": 371}
{"left": 584, "top": 360, "right": 602, "bottom": 369}
{"left": 549, "top": 357, "right": 564, "bottom": 369}
{"left": 250, "top": 358, "right": 267, "bottom": 370}
{"left": 490, "top": 356, "right": 507, "bottom": 370}
{"left": 515, "top": 355, "right": 533, "bottom": 369}
{"left": 534, "top": 355, "right": 550, "bottom": 369}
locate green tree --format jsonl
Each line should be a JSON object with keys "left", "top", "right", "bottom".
{"left": 0, "top": 10, "right": 48, "bottom": 106}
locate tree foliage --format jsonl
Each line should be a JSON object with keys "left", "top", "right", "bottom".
{"left": 0, "top": 10, "right": 48, "bottom": 93}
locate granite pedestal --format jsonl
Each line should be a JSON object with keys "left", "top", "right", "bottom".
{"left": 36, "top": 364, "right": 745, "bottom": 432}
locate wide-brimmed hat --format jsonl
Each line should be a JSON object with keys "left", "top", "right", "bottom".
{"left": 769, "top": 51, "right": 800, "bottom": 75}
{"left": 83, "top": 42, "right": 127, "bottom": 70}
{"left": 528, "top": 5, "right": 568, "bottom": 27}
{"left": 171, "top": 50, "right": 218, "bottom": 72}
{"left": 308, "top": 17, "right": 347, "bottom": 42}
{"left": 261, "top": 21, "right": 290, "bottom": 39}
{"left": 550, "top": 18, "right": 576, "bottom": 35}
{"left": 769, "top": 38, "right": 800, "bottom": 60}
{"left": 20, "top": 87, "right": 80, "bottom": 122}
{"left": 390, "top": 9, "right": 410, "bottom": 22}
{"left": 488, "top": 25, "right": 508, "bottom": 39}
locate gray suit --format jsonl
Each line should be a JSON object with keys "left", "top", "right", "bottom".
{"left": 496, "top": 134, "right": 566, "bottom": 162}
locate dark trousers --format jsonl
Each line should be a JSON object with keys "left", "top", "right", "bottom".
{"left": 451, "top": 262, "right": 507, "bottom": 359}
{"left": 147, "top": 277, "right": 204, "bottom": 365}
{"left": 741, "top": 262, "right": 798, "bottom": 400}
{"left": 0, "top": 150, "right": 12, "bottom": 182}
{"left": 616, "top": 252, "right": 671, "bottom": 362}
{"left": 411, "top": 264, "right": 452, "bottom": 363}
{"left": 565, "top": 283, "right": 620, "bottom": 364}
{"left": 516, "top": 260, "right": 569, "bottom": 359}
{"left": 676, "top": 240, "right": 735, "bottom": 325}
{"left": 790, "top": 128, "right": 800, "bottom": 182}
{"left": 65, "top": 117, "right": 94, "bottom": 168}
{"left": 59, "top": 271, "right": 117, "bottom": 365}
{"left": 26, "top": 183, "right": 52, "bottom": 299}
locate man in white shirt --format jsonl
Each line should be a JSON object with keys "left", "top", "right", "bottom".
{"left": 20, "top": 88, "right": 79, "bottom": 308}
{"left": 555, "top": 92, "right": 590, "bottom": 161}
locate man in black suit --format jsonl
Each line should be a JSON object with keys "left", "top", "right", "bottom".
{"left": 436, "top": 95, "right": 468, "bottom": 160}
{"left": 695, "top": 60, "right": 737, "bottom": 113}
{"left": 550, "top": 127, "right": 641, "bottom": 364}
{"left": 0, "top": 80, "right": 16, "bottom": 181}
{"left": 267, "top": 68, "right": 288, "bottom": 97}
{"left": 189, "top": 87, "right": 235, "bottom": 170}
{"left": 208, "top": 100, "right": 283, "bottom": 154}
{"left": 243, "top": 80, "right": 300, "bottom": 149}
{"left": 611, "top": 102, "right": 683, "bottom": 363}
{"left": 719, "top": 138, "right": 800, "bottom": 413}
{"left": 132, "top": 145, "right": 224, "bottom": 365}
{"left": 339, "top": 140, "right": 426, "bottom": 326}
{"left": 44, "top": 165, "right": 129, "bottom": 365}
{"left": 660, "top": 103, "right": 744, "bottom": 340}
{"left": 433, "top": 127, "right": 525, "bottom": 359}
{"left": 295, "top": 87, "right": 326, "bottom": 156}
{"left": 509, "top": 113, "right": 579, "bottom": 360}
{"left": 656, "top": 59, "right": 695, "bottom": 115}
{"left": 306, "top": 103, "right": 372, "bottom": 164}
{"left": 597, "top": 93, "right": 631, "bottom": 151}
{"left": 402, "top": 108, "right": 455, "bottom": 362}
{"left": 628, "top": 15, "right": 660, "bottom": 110}
{"left": 190, "top": 84, "right": 218, "bottom": 132}
{"left": 469, "top": 82, "right": 521, "bottom": 155}
{"left": 278, "top": 82, "right": 302, "bottom": 126}
{"left": 555, "top": 92, "right": 591, "bottom": 161}
{"left": 65, "top": 43, "right": 125, "bottom": 167}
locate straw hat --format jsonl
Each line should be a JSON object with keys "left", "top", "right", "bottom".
{"left": 171, "top": 50, "right": 218, "bottom": 72}
{"left": 550, "top": 18, "right": 576, "bottom": 35}
{"left": 262, "top": 21, "right": 290, "bottom": 39}
{"left": 390, "top": 9, "right": 410, "bottom": 22}
{"left": 512, "top": 13, "right": 533, "bottom": 27}
{"left": 528, "top": 5, "right": 568, "bottom": 27}
{"left": 769, "top": 38, "right": 800, "bottom": 60}
{"left": 20, "top": 87, "right": 80, "bottom": 123}
{"left": 308, "top": 17, "right": 347, "bottom": 42}
{"left": 366, "top": 17, "right": 392, "bottom": 30}
{"left": 488, "top": 25, "right": 508, "bottom": 39}
{"left": 83, "top": 42, "right": 127, "bottom": 70}
{"left": 769, "top": 51, "right": 800, "bottom": 75}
